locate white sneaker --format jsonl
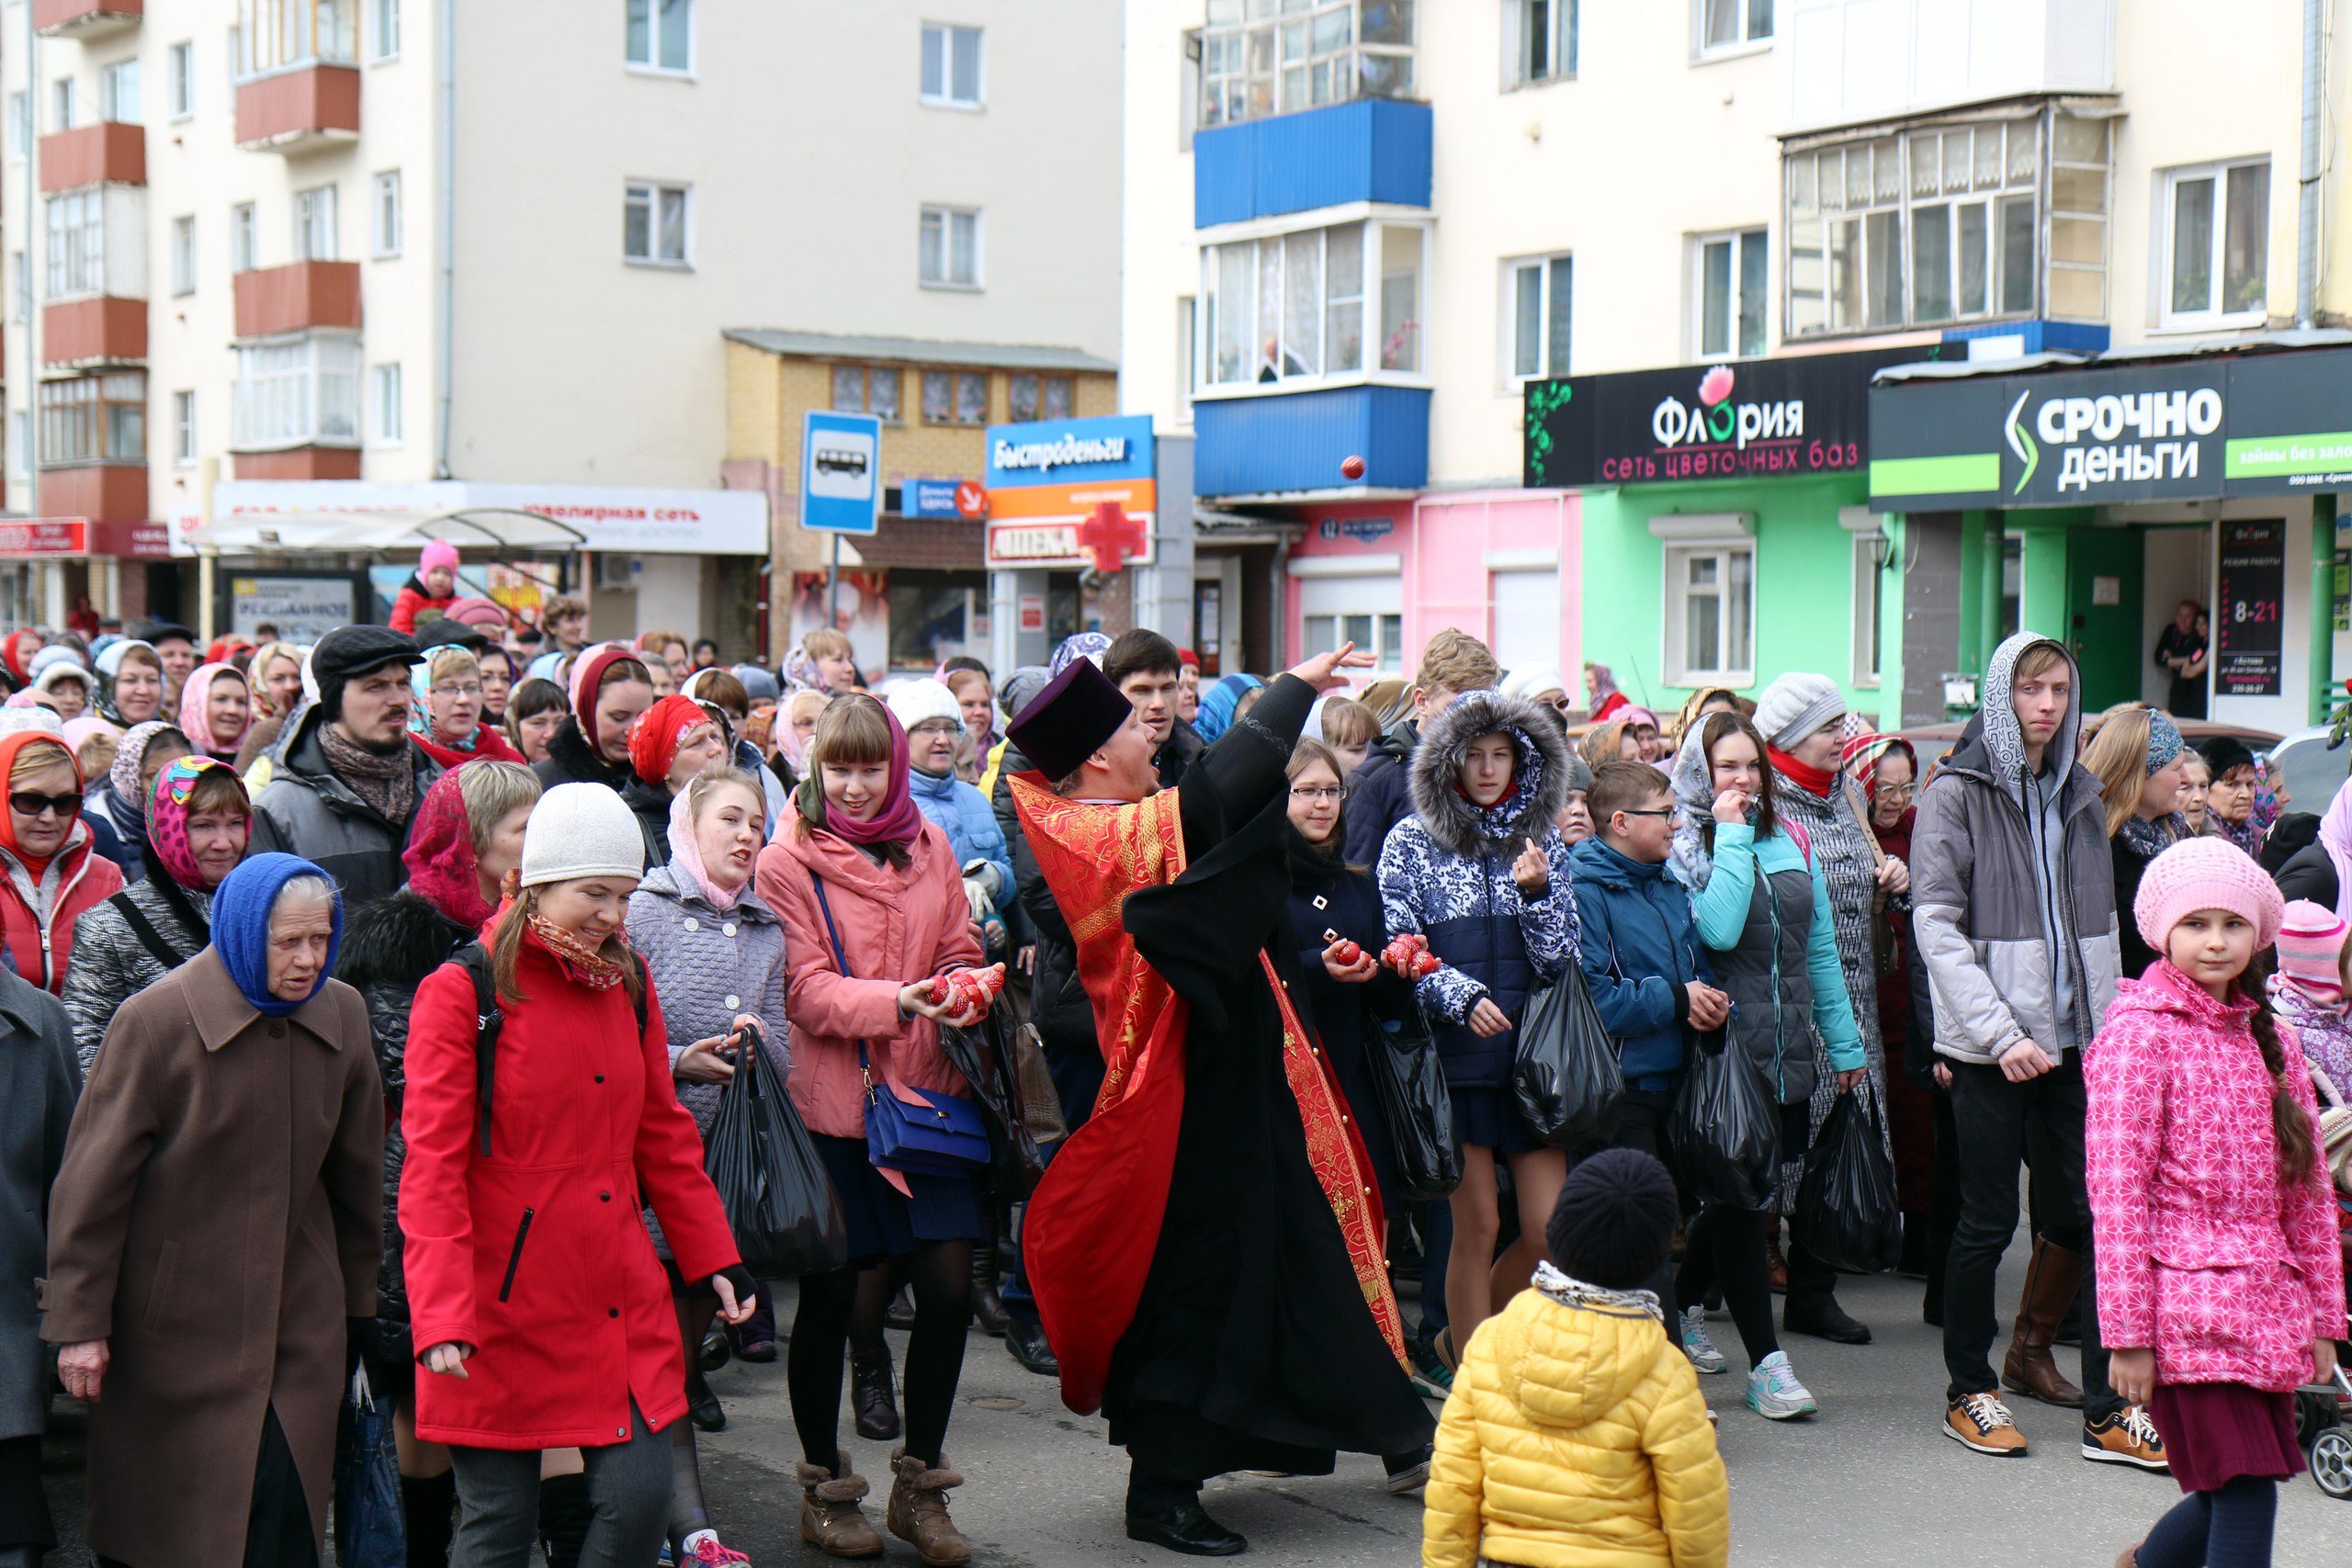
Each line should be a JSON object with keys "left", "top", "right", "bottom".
{"left": 1680, "top": 1307, "right": 1727, "bottom": 1375}
{"left": 1745, "top": 1351, "right": 1818, "bottom": 1419}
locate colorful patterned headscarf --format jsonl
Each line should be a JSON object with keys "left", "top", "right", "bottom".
{"left": 148, "top": 755, "right": 250, "bottom": 890}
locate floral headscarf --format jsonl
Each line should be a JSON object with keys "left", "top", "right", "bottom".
{"left": 409, "top": 645, "right": 482, "bottom": 752}
{"left": 175, "top": 662, "right": 252, "bottom": 759}
{"left": 109, "top": 719, "right": 182, "bottom": 807}
{"left": 148, "top": 756, "right": 249, "bottom": 890}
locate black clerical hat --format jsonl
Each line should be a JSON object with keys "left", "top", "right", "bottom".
{"left": 1005, "top": 658, "right": 1133, "bottom": 781}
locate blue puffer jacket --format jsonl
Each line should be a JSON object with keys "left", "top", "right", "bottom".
{"left": 908, "top": 765, "right": 1014, "bottom": 903}
{"left": 1568, "top": 835, "right": 1713, "bottom": 1089}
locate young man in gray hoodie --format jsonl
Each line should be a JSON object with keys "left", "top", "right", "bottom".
{"left": 1911, "top": 631, "right": 2165, "bottom": 1469}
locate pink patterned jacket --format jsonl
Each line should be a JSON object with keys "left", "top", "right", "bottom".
{"left": 2086, "top": 961, "right": 2347, "bottom": 1392}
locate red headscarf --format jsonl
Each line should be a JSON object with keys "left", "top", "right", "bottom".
{"left": 0, "top": 632, "right": 39, "bottom": 684}
{"left": 402, "top": 767, "right": 494, "bottom": 931}
{"left": 628, "top": 694, "right": 713, "bottom": 786}
{"left": 0, "top": 731, "right": 81, "bottom": 881}
{"left": 567, "top": 646, "right": 641, "bottom": 753}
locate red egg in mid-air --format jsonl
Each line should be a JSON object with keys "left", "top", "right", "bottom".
{"left": 1340, "top": 454, "right": 1366, "bottom": 480}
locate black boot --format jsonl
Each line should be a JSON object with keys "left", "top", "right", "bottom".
{"left": 537, "top": 1472, "right": 590, "bottom": 1568}
{"left": 1125, "top": 1467, "right": 1246, "bottom": 1557}
{"left": 686, "top": 1365, "right": 726, "bottom": 1433}
{"left": 853, "top": 1345, "right": 902, "bottom": 1441}
{"left": 970, "top": 1242, "right": 1011, "bottom": 1337}
{"left": 1005, "top": 1314, "right": 1059, "bottom": 1376}
{"left": 884, "top": 1286, "right": 917, "bottom": 1332}
{"left": 401, "top": 1469, "right": 456, "bottom": 1568}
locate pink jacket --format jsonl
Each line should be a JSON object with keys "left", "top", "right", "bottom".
{"left": 2086, "top": 961, "right": 2348, "bottom": 1392}
{"left": 757, "top": 818, "right": 980, "bottom": 1143}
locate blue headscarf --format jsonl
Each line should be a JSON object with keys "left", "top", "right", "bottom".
{"left": 1049, "top": 632, "right": 1112, "bottom": 677}
{"left": 526, "top": 650, "right": 567, "bottom": 683}
{"left": 213, "top": 852, "right": 345, "bottom": 1016}
{"left": 1193, "top": 673, "right": 1265, "bottom": 745}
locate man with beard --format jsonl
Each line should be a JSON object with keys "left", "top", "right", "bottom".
{"left": 250, "top": 626, "right": 443, "bottom": 908}
{"left": 1006, "top": 642, "right": 1430, "bottom": 1556}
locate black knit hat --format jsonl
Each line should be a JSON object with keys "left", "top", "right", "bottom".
{"left": 1545, "top": 1148, "right": 1678, "bottom": 1290}
{"left": 1004, "top": 658, "right": 1135, "bottom": 781}
{"left": 311, "top": 625, "right": 424, "bottom": 721}
{"left": 2198, "top": 733, "right": 2256, "bottom": 779}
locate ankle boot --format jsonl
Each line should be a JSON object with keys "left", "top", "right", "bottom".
{"left": 401, "top": 1469, "right": 456, "bottom": 1568}
{"left": 536, "top": 1472, "right": 591, "bottom": 1568}
{"left": 887, "top": 1448, "right": 973, "bottom": 1567}
{"left": 852, "top": 1346, "right": 901, "bottom": 1442}
{"left": 1763, "top": 1214, "right": 1790, "bottom": 1294}
{"left": 969, "top": 1242, "right": 1011, "bottom": 1337}
{"left": 2001, "top": 1235, "right": 2086, "bottom": 1408}
{"left": 884, "top": 1286, "right": 917, "bottom": 1331}
{"left": 797, "top": 1451, "right": 884, "bottom": 1559}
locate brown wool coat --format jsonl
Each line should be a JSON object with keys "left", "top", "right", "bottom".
{"left": 40, "top": 948, "right": 383, "bottom": 1568}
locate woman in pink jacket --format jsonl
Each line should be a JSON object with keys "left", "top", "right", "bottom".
{"left": 2088, "top": 837, "right": 2346, "bottom": 1568}
{"left": 756, "top": 694, "right": 992, "bottom": 1566}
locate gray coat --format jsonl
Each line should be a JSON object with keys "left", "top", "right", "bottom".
{"left": 0, "top": 970, "right": 74, "bottom": 1439}
{"left": 62, "top": 877, "right": 214, "bottom": 1075}
{"left": 248, "top": 704, "right": 441, "bottom": 910}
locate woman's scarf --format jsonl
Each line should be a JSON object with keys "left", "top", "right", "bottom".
{"left": 148, "top": 756, "right": 248, "bottom": 891}
{"left": 528, "top": 913, "right": 628, "bottom": 990}
{"left": 526, "top": 650, "right": 567, "bottom": 683}
{"left": 668, "top": 784, "right": 748, "bottom": 912}
{"left": 1767, "top": 745, "right": 1839, "bottom": 799}
{"left": 628, "top": 694, "right": 711, "bottom": 786}
{"left": 106, "top": 719, "right": 177, "bottom": 842}
{"left": 0, "top": 631, "right": 36, "bottom": 684}
{"left": 566, "top": 646, "right": 638, "bottom": 752}
{"left": 791, "top": 701, "right": 929, "bottom": 848}
{"left": 247, "top": 641, "right": 307, "bottom": 717}
{"left": 2319, "top": 775, "right": 2352, "bottom": 924}
{"left": 1667, "top": 723, "right": 1733, "bottom": 890}
{"left": 212, "top": 852, "right": 343, "bottom": 1016}
{"left": 402, "top": 767, "right": 494, "bottom": 931}
{"left": 1193, "top": 673, "right": 1264, "bottom": 745}
{"left": 2119, "top": 811, "right": 2188, "bottom": 862}
{"left": 781, "top": 643, "right": 829, "bottom": 694}
{"left": 0, "top": 732, "right": 79, "bottom": 883}
{"left": 1531, "top": 1258, "right": 1661, "bottom": 1324}
{"left": 174, "top": 662, "right": 250, "bottom": 760}
{"left": 1049, "top": 631, "right": 1113, "bottom": 676}
{"left": 1838, "top": 726, "right": 1917, "bottom": 805}
{"left": 409, "top": 645, "right": 480, "bottom": 753}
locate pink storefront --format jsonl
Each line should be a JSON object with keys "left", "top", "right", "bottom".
{"left": 1283, "top": 490, "right": 1582, "bottom": 682}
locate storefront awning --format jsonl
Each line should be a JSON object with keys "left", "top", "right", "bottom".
{"left": 183, "top": 506, "right": 588, "bottom": 555}
{"left": 169, "top": 479, "right": 770, "bottom": 558}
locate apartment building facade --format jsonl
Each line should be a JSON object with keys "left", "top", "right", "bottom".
{"left": 3, "top": 0, "right": 1120, "bottom": 658}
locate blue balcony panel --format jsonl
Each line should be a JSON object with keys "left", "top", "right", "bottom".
{"left": 1193, "top": 384, "right": 1430, "bottom": 498}
{"left": 1194, "top": 98, "right": 1432, "bottom": 229}
{"left": 1940, "top": 319, "right": 2111, "bottom": 359}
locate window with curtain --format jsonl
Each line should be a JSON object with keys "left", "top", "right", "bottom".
{"left": 1202, "top": 219, "right": 1430, "bottom": 389}
{"left": 232, "top": 335, "right": 359, "bottom": 447}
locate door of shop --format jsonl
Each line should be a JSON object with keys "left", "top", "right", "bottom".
{"left": 2065, "top": 527, "right": 2144, "bottom": 712}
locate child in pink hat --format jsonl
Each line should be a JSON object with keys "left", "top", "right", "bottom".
{"left": 2089, "top": 837, "right": 2346, "bottom": 1568}
{"left": 2268, "top": 898, "right": 2352, "bottom": 1101}
{"left": 390, "top": 539, "right": 461, "bottom": 634}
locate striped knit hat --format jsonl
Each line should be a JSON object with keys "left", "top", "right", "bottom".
{"left": 2276, "top": 899, "right": 2350, "bottom": 1009}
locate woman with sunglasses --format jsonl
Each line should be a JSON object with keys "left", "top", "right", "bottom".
{"left": 0, "top": 730, "right": 124, "bottom": 996}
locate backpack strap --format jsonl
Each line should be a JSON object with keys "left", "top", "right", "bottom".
{"left": 107, "top": 889, "right": 188, "bottom": 975}
{"left": 456, "top": 942, "right": 503, "bottom": 1157}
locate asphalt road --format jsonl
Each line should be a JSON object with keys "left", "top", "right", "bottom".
{"left": 32, "top": 1238, "right": 2352, "bottom": 1565}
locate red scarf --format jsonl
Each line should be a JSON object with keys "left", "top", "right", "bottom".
{"left": 1768, "top": 746, "right": 1838, "bottom": 798}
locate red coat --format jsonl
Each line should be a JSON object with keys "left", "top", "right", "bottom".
{"left": 397, "top": 921, "right": 740, "bottom": 1449}
{"left": 390, "top": 581, "right": 457, "bottom": 636}
{"left": 0, "top": 823, "right": 124, "bottom": 993}
{"left": 412, "top": 725, "right": 526, "bottom": 772}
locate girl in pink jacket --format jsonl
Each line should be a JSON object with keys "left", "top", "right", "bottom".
{"left": 2088, "top": 838, "right": 2346, "bottom": 1568}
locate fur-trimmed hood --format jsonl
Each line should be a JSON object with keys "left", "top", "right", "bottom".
{"left": 1408, "top": 689, "right": 1571, "bottom": 859}
{"left": 334, "top": 888, "right": 474, "bottom": 991}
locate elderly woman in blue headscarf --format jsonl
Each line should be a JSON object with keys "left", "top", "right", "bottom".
{"left": 1192, "top": 672, "right": 1266, "bottom": 745}
{"left": 42, "top": 852, "right": 384, "bottom": 1568}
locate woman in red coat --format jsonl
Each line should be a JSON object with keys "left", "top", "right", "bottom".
{"left": 400, "top": 781, "right": 753, "bottom": 1566}
{"left": 0, "top": 728, "right": 123, "bottom": 994}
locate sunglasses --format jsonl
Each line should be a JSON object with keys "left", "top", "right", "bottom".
{"left": 10, "top": 790, "right": 81, "bottom": 819}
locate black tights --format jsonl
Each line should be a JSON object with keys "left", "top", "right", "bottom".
{"left": 2135, "top": 1475, "right": 2278, "bottom": 1568}
{"left": 666, "top": 1289, "right": 718, "bottom": 1555}
{"left": 1675, "top": 1206, "right": 1780, "bottom": 1369}
{"left": 790, "top": 1240, "right": 973, "bottom": 1472}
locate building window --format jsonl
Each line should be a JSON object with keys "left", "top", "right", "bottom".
{"left": 7, "top": 413, "right": 23, "bottom": 478}
{"left": 1663, "top": 538, "right": 1754, "bottom": 685}
{"left": 371, "top": 171, "right": 401, "bottom": 256}
{"left": 44, "top": 190, "right": 104, "bottom": 299}
{"left": 1176, "top": 295, "right": 1196, "bottom": 416}
{"left": 9, "top": 254, "right": 25, "bottom": 322}
{"left": 1786, "top": 110, "right": 2108, "bottom": 337}
{"left": 1201, "top": 0, "right": 1415, "bottom": 127}
{"left": 920, "top": 23, "right": 982, "bottom": 107}
{"left": 232, "top": 333, "right": 361, "bottom": 448}
{"left": 1301, "top": 610, "right": 1406, "bottom": 666}
{"left": 371, "top": 362, "right": 401, "bottom": 444}
{"left": 170, "top": 216, "right": 197, "bottom": 296}
{"left": 920, "top": 368, "right": 989, "bottom": 425}
{"left": 51, "top": 78, "right": 74, "bottom": 134}
{"left": 294, "top": 184, "right": 338, "bottom": 261}
{"left": 1510, "top": 0, "right": 1576, "bottom": 85}
{"left": 623, "top": 181, "right": 690, "bottom": 265}
{"left": 830, "top": 365, "right": 902, "bottom": 422}
{"left": 39, "top": 373, "right": 145, "bottom": 467}
{"left": 1505, "top": 253, "right": 1572, "bottom": 382}
{"left": 1203, "top": 218, "right": 1428, "bottom": 387}
{"left": 2163, "top": 157, "right": 2270, "bottom": 327}
{"left": 1692, "top": 228, "right": 1767, "bottom": 358}
{"left": 919, "top": 207, "right": 980, "bottom": 288}
{"left": 1696, "top": 0, "right": 1771, "bottom": 56}
{"left": 168, "top": 42, "right": 195, "bottom": 118}
{"left": 235, "top": 0, "right": 358, "bottom": 75}
{"left": 1851, "top": 530, "right": 1884, "bottom": 687}
{"left": 626, "top": 0, "right": 692, "bottom": 73}
{"left": 1007, "top": 375, "right": 1074, "bottom": 423}
{"left": 7, "top": 95, "right": 27, "bottom": 160}
{"left": 99, "top": 58, "right": 141, "bottom": 124}
{"left": 371, "top": 0, "right": 400, "bottom": 60}
{"left": 231, "top": 202, "right": 258, "bottom": 273}
{"left": 173, "top": 389, "right": 197, "bottom": 465}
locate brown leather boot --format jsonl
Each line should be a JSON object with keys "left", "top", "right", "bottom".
{"left": 2002, "top": 1235, "right": 2086, "bottom": 1407}
{"left": 888, "top": 1448, "right": 973, "bottom": 1566}
{"left": 797, "top": 1452, "right": 884, "bottom": 1559}
{"left": 970, "top": 1241, "right": 1011, "bottom": 1337}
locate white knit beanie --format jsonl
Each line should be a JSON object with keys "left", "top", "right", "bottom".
{"left": 520, "top": 783, "right": 649, "bottom": 887}
{"left": 886, "top": 677, "right": 964, "bottom": 731}
{"left": 1752, "top": 672, "right": 1844, "bottom": 749}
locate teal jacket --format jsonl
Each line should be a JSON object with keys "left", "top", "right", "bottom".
{"left": 1687, "top": 820, "right": 1863, "bottom": 1074}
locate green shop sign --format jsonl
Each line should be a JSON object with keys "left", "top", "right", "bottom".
{"left": 1867, "top": 345, "right": 2352, "bottom": 511}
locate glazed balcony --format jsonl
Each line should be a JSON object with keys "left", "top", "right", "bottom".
{"left": 37, "top": 123, "right": 146, "bottom": 193}
{"left": 42, "top": 298, "right": 146, "bottom": 367}
{"left": 234, "top": 261, "right": 361, "bottom": 338}
{"left": 34, "top": 0, "right": 141, "bottom": 39}
{"left": 234, "top": 64, "right": 360, "bottom": 152}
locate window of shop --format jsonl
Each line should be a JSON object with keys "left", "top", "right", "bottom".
{"left": 1504, "top": 252, "right": 1572, "bottom": 383}
{"left": 920, "top": 23, "right": 982, "bottom": 107}
{"left": 1692, "top": 228, "right": 1766, "bottom": 359}
{"left": 1663, "top": 538, "right": 1753, "bottom": 685}
{"left": 1508, "top": 0, "right": 1575, "bottom": 85}
{"left": 1299, "top": 574, "right": 1405, "bottom": 671}
{"left": 919, "top": 206, "right": 980, "bottom": 288}
{"left": 1785, "top": 109, "right": 2108, "bottom": 338}
{"left": 887, "top": 570, "right": 986, "bottom": 671}
{"left": 626, "top": 0, "right": 692, "bottom": 74}
{"left": 1007, "top": 374, "right": 1074, "bottom": 423}
{"left": 921, "top": 368, "right": 989, "bottom": 425}
{"left": 232, "top": 334, "right": 359, "bottom": 449}
{"left": 234, "top": 0, "right": 356, "bottom": 75}
{"left": 40, "top": 373, "right": 144, "bottom": 467}
{"left": 44, "top": 190, "right": 104, "bottom": 299}
{"left": 1199, "top": 0, "right": 1414, "bottom": 128}
{"left": 2161, "top": 157, "right": 2270, "bottom": 328}
{"left": 1201, "top": 217, "right": 1426, "bottom": 390}
{"left": 1695, "top": 0, "right": 1771, "bottom": 57}
{"left": 99, "top": 58, "right": 141, "bottom": 125}
{"left": 1850, "top": 532, "right": 1883, "bottom": 688}
{"left": 624, "top": 181, "right": 690, "bottom": 265}
{"left": 830, "top": 365, "right": 902, "bottom": 423}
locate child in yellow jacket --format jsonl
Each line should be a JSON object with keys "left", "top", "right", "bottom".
{"left": 1423, "top": 1149, "right": 1729, "bottom": 1568}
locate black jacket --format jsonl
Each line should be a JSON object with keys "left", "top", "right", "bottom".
{"left": 533, "top": 716, "right": 630, "bottom": 793}
{"left": 1156, "top": 716, "right": 1205, "bottom": 789}
{"left": 2274, "top": 836, "right": 2339, "bottom": 910}
{"left": 992, "top": 743, "right": 1102, "bottom": 1126}
{"left": 620, "top": 776, "right": 673, "bottom": 871}
{"left": 248, "top": 705, "right": 441, "bottom": 909}
{"left": 1343, "top": 718, "right": 1419, "bottom": 866}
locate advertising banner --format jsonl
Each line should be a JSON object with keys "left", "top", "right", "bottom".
{"left": 2213, "top": 518, "right": 2287, "bottom": 696}
{"left": 983, "top": 414, "right": 1157, "bottom": 571}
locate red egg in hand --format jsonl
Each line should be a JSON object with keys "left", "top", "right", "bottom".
{"left": 1340, "top": 454, "right": 1366, "bottom": 480}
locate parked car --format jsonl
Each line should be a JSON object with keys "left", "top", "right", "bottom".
{"left": 2265, "top": 725, "right": 2349, "bottom": 813}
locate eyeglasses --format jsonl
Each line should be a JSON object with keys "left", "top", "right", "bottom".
{"left": 9, "top": 790, "right": 81, "bottom": 819}
{"left": 430, "top": 682, "right": 485, "bottom": 700}
{"left": 1619, "top": 807, "right": 1679, "bottom": 820}
{"left": 1289, "top": 785, "right": 1348, "bottom": 802}
{"left": 1876, "top": 783, "right": 1918, "bottom": 802}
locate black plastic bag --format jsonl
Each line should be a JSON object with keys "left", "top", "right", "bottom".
{"left": 938, "top": 1010, "right": 1049, "bottom": 1200}
{"left": 1365, "top": 1001, "right": 1461, "bottom": 1200}
{"left": 1796, "top": 1088, "right": 1903, "bottom": 1273}
{"left": 1510, "top": 966, "right": 1624, "bottom": 1150}
{"left": 332, "top": 1368, "right": 403, "bottom": 1568}
{"left": 705, "top": 1024, "right": 848, "bottom": 1280}
{"left": 1671, "top": 1031, "right": 1780, "bottom": 1209}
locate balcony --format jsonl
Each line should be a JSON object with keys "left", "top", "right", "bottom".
{"left": 1193, "top": 384, "right": 1429, "bottom": 499}
{"left": 42, "top": 299, "right": 146, "bottom": 367}
{"left": 1194, "top": 98, "right": 1431, "bottom": 229}
{"left": 234, "top": 261, "right": 361, "bottom": 338}
{"left": 33, "top": 0, "right": 141, "bottom": 39}
{"left": 235, "top": 64, "right": 360, "bottom": 152}
{"left": 1784, "top": 0, "right": 2115, "bottom": 133}
{"left": 37, "top": 466, "right": 147, "bottom": 524}
{"left": 37, "top": 123, "right": 145, "bottom": 192}
{"left": 232, "top": 446, "right": 361, "bottom": 480}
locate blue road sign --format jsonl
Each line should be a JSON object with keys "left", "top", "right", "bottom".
{"left": 801, "top": 411, "right": 882, "bottom": 535}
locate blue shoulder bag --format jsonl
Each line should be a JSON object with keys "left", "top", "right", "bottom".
{"left": 808, "top": 874, "right": 989, "bottom": 1177}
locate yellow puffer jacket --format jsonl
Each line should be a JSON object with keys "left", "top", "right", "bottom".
{"left": 1422, "top": 1288, "right": 1728, "bottom": 1568}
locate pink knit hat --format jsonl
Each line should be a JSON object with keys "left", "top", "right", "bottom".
{"left": 2276, "top": 899, "right": 2350, "bottom": 1007}
{"left": 2133, "top": 836, "right": 2286, "bottom": 953}
{"left": 420, "top": 539, "right": 460, "bottom": 574}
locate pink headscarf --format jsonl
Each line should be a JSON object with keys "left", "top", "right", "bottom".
{"left": 793, "top": 697, "right": 929, "bottom": 848}
{"left": 667, "top": 783, "right": 752, "bottom": 911}
{"left": 177, "top": 661, "right": 252, "bottom": 759}
{"left": 2317, "top": 774, "right": 2352, "bottom": 925}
